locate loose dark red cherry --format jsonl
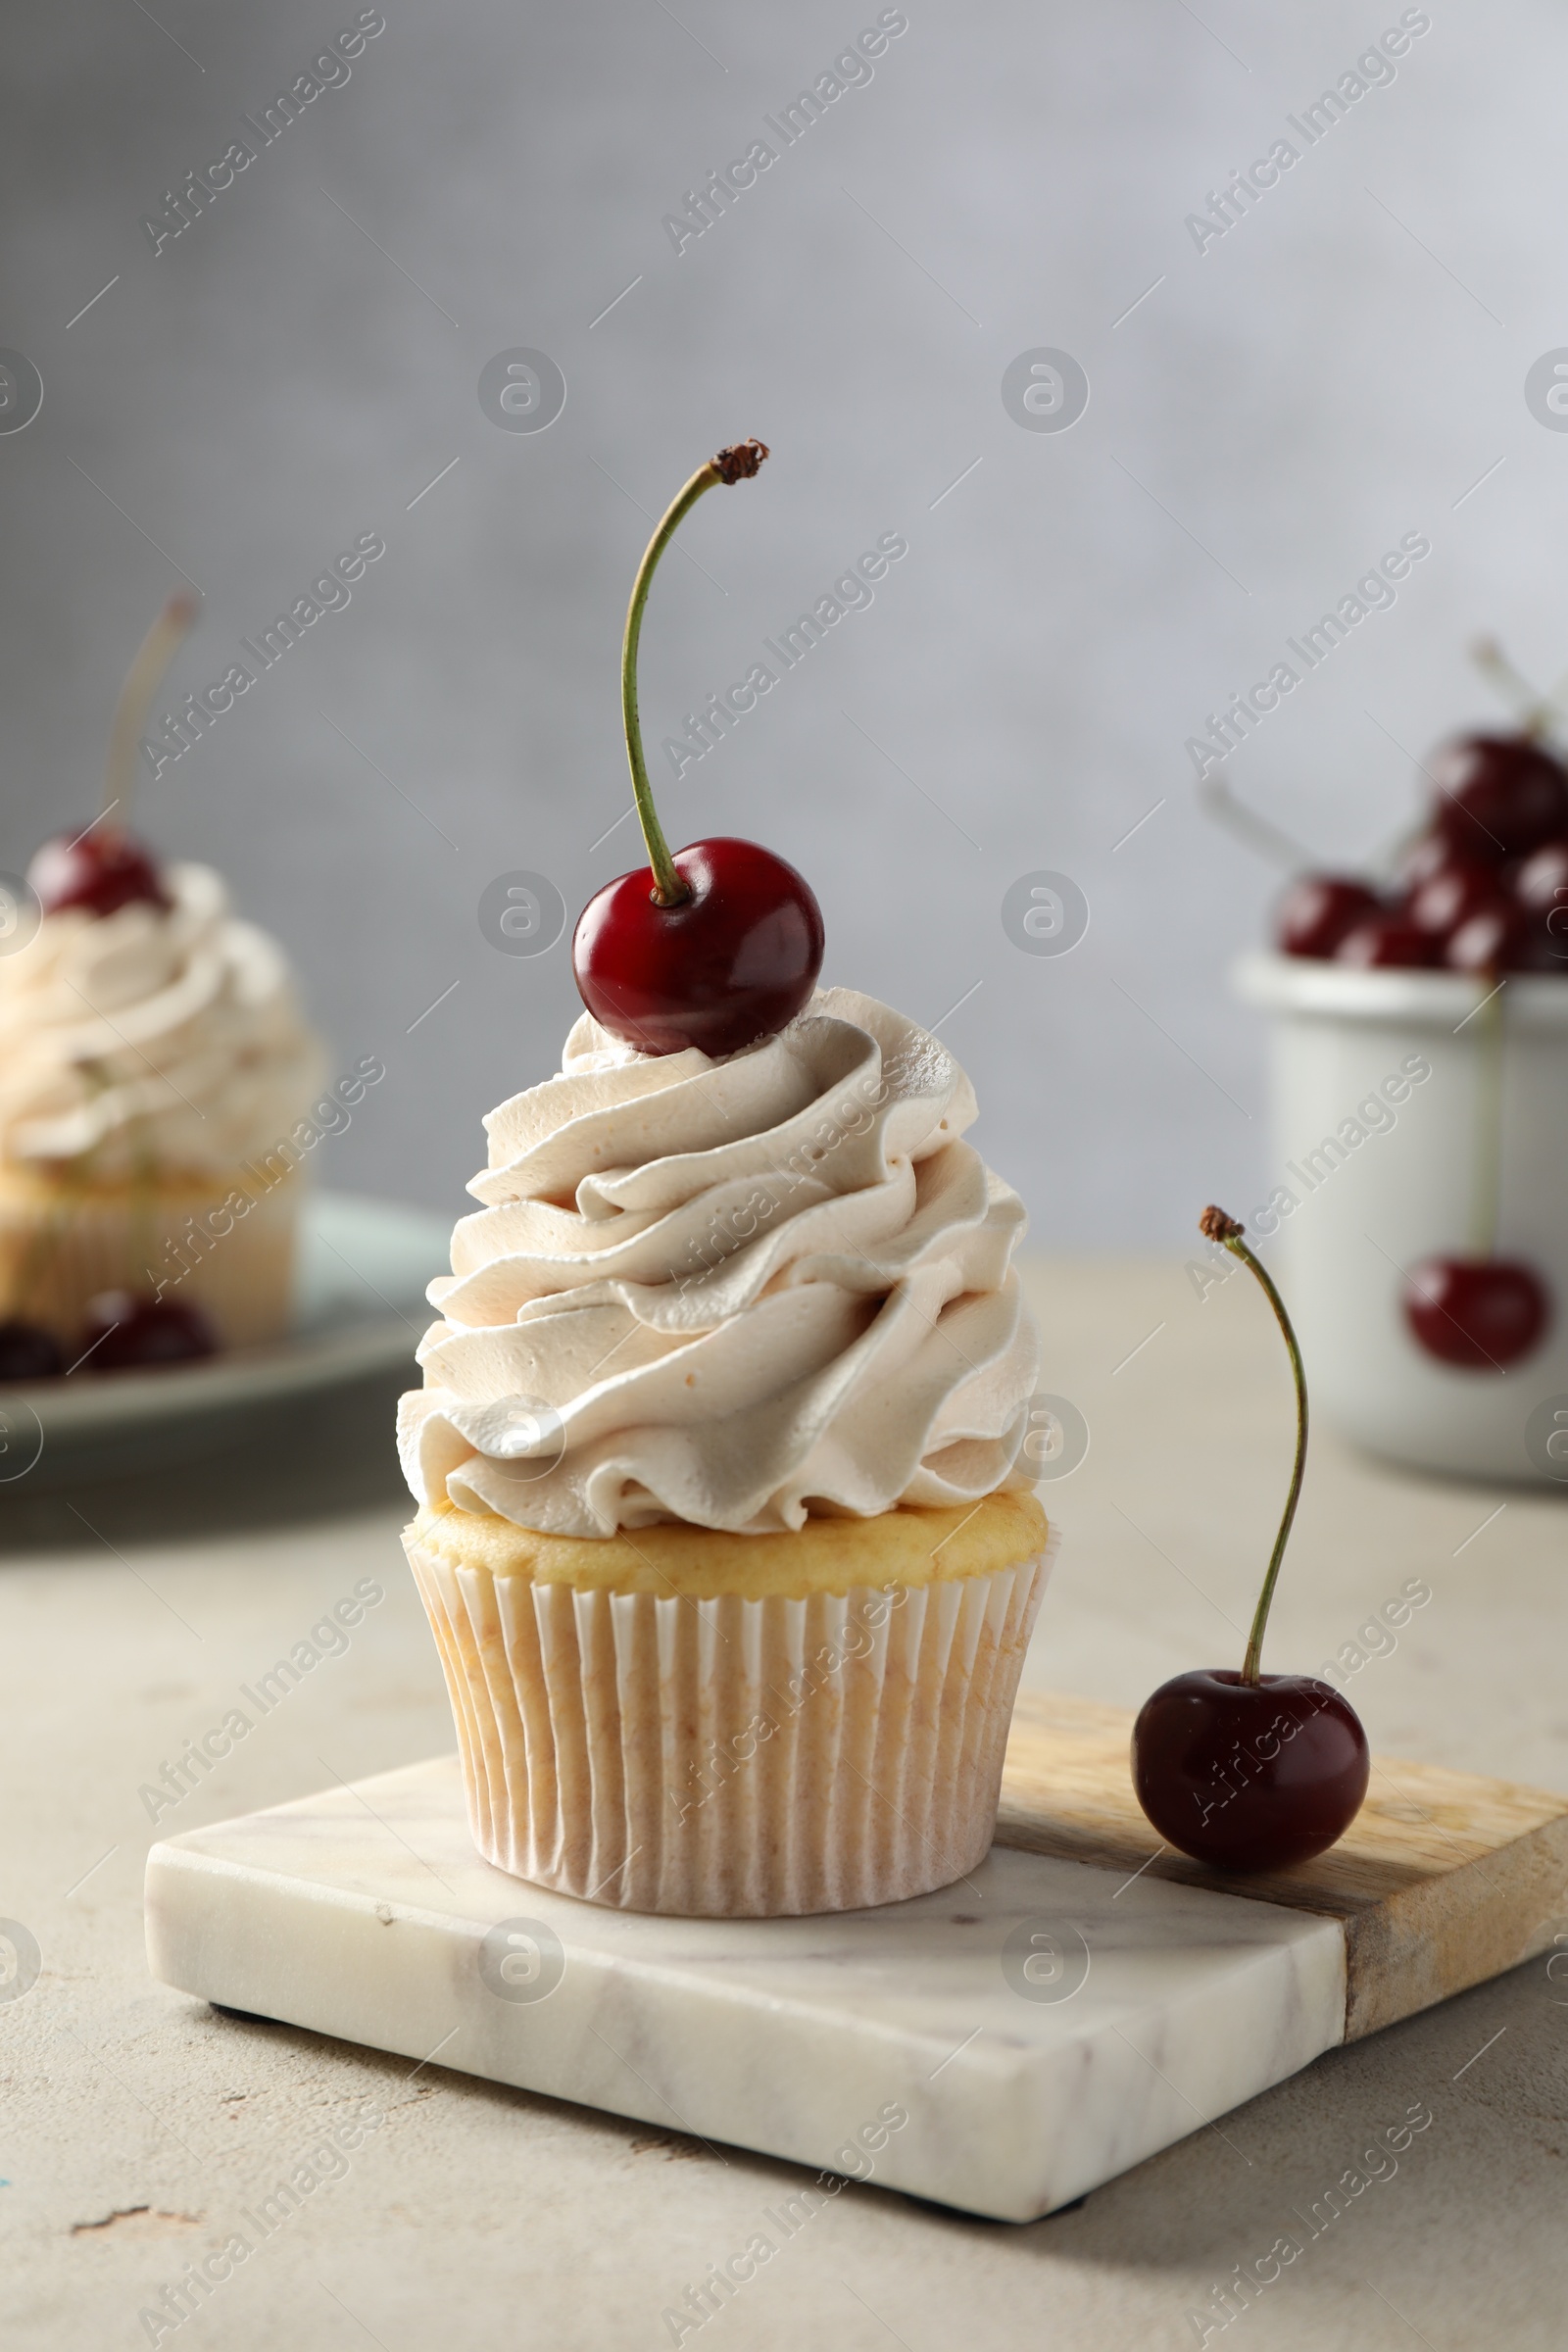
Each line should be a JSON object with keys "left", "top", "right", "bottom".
{"left": 573, "top": 838, "right": 823, "bottom": 1057}
{"left": 1402, "top": 1254, "right": 1550, "bottom": 1369}
{"left": 0, "top": 1320, "right": 65, "bottom": 1381}
{"left": 1132, "top": 1670, "right": 1370, "bottom": 1872}
{"left": 1274, "top": 873, "right": 1383, "bottom": 959}
{"left": 80, "top": 1293, "right": 219, "bottom": 1371}
{"left": 1429, "top": 733, "right": 1568, "bottom": 862}
{"left": 27, "top": 827, "right": 169, "bottom": 918}
{"left": 1132, "top": 1207, "right": 1368, "bottom": 1874}
{"left": 1335, "top": 912, "right": 1436, "bottom": 968}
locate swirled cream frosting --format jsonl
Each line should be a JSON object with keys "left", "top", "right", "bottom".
{"left": 400, "top": 987, "right": 1042, "bottom": 1537}
{"left": 0, "top": 862, "right": 326, "bottom": 1175}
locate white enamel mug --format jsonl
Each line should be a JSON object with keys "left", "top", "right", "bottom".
{"left": 1233, "top": 954, "right": 1568, "bottom": 1486}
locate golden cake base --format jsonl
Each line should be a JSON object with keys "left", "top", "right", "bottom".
{"left": 0, "top": 1164, "right": 302, "bottom": 1348}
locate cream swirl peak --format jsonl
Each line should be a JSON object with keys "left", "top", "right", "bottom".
{"left": 400, "top": 987, "right": 1041, "bottom": 1537}
{"left": 0, "top": 862, "right": 325, "bottom": 1174}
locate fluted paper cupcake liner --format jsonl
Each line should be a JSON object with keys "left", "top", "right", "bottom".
{"left": 0, "top": 1168, "right": 302, "bottom": 1349}
{"left": 404, "top": 1529, "right": 1055, "bottom": 1917}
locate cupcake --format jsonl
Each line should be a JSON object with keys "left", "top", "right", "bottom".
{"left": 399, "top": 440, "right": 1051, "bottom": 1916}
{"left": 0, "top": 595, "right": 326, "bottom": 1366}
{"left": 400, "top": 992, "right": 1049, "bottom": 1916}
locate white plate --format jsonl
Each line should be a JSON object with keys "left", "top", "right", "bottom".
{"left": 0, "top": 1193, "right": 447, "bottom": 1477}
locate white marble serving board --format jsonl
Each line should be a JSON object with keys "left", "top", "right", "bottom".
{"left": 145, "top": 1755, "right": 1346, "bottom": 2222}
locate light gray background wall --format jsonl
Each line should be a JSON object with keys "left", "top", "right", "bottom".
{"left": 1, "top": 0, "right": 1560, "bottom": 1242}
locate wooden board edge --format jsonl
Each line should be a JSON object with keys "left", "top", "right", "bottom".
{"left": 998, "top": 1690, "right": 1568, "bottom": 2037}
{"left": 1341, "top": 1814, "right": 1568, "bottom": 2039}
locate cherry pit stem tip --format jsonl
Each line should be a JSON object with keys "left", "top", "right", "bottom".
{"left": 620, "top": 440, "right": 769, "bottom": 907}
{"left": 1200, "top": 1205, "right": 1310, "bottom": 1687}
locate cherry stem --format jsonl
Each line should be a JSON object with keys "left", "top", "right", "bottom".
{"left": 1197, "top": 773, "right": 1317, "bottom": 876}
{"left": 1468, "top": 976, "right": 1505, "bottom": 1260}
{"left": 1467, "top": 633, "right": 1568, "bottom": 746}
{"left": 620, "top": 439, "right": 768, "bottom": 906}
{"left": 106, "top": 592, "right": 199, "bottom": 825}
{"left": 1200, "top": 1206, "right": 1309, "bottom": 1687}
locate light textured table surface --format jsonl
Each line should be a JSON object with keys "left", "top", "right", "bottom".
{"left": 4, "top": 1256, "right": 1567, "bottom": 2351}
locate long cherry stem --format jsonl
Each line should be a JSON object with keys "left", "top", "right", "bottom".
{"left": 620, "top": 439, "right": 768, "bottom": 906}
{"left": 1200, "top": 1206, "right": 1309, "bottom": 1686}
{"left": 1467, "top": 976, "right": 1505, "bottom": 1260}
{"left": 106, "top": 592, "right": 199, "bottom": 824}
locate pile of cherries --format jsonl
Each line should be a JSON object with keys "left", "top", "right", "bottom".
{"left": 1276, "top": 731, "right": 1568, "bottom": 973}
{"left": 0, "top": 824, "right": 218, "bottom": 1384}
{"left": 1272, "top": 724, "right": 1560, "bottom": 1373}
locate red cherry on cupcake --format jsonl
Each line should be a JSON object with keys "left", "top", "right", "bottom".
{"left": 80, "top": 1292, "right": 218, "bottom": 1372}
{"left": 575, "top": 839, "right": 824, "bottom": 1058}
{"left": 24, "top": 592, "right": 198, "bottom": 921}
{"left": 1131, "top": 1208, "right": 1369, "bottom": 1872}
{"left": 1429, "top": 732, "right": 1568, "bottom": 862}
{"left": 1402, "top": 1254, "right": 1550, "bottom": 1370}
{"left": 1274, "top": 874, "right": 1382, "bottom": 959}
{"left": 27, "top": 827, "right": 169, "bottom": 917}
{"left": 0, "top": 1320, "right": 65, "bottom": 1382}
{"left": 569, "top": 441, "right": 825, "bottom": 1058}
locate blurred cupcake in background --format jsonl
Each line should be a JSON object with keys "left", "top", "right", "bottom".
{"left": 0, "top": 594, "right": 326, "bottom": 1376}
